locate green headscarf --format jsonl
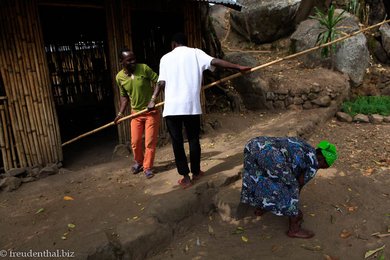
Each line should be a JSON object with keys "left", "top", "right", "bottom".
{"left": 317, "top": 140, "right": 338, "bottom": 167}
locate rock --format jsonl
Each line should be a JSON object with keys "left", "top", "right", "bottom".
{"left": 113, "top": 144, "right": 131, "bottom": 158}
{"left": 274, "top": 100, "right": 285, "bottom": 109}
{"left": 302, "top": 101, "right": 313, "bottom": 109}
{"left": 5, "top": 168, "right": 26, "bottom": 177}
{"left": 0, "top": 177, "right": 22, "bottom": 192}
{"left": 353, "top": 114, "right": 370, "bottom": 123}
{"left": 379, "top": 23, "right": 390, "bottom": 56}
{"left": 230, "top": 0, "right": 301, "bottom": 43}
{"left": 21, "top": 177, "right": 36, "bottom": 183}
{"left": 336, "top": 111, "right": 353, "bottom": 122}
{"left": 369, "top": 114, "right": 384, "bottom": 124}
{"left": 383, "top": 116, "right": 390, "bottom": 123}
{"left": 27, "top": 167, "right": 40, "bottom": 178}
{"left": 291, "top": 10, "right": 369, "bottom": 86}
{"left": 39, "top": 164, "right": 59, "bottom": 178}
{"left": 311, "top": 95, "right": 331, "bottom": 107}
{"left": 225, "top": 52, "right": 268, "bottom": 110}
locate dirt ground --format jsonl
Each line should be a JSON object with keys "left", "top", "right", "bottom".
{"left": 150, "top": 119, "right": 390, "bottom": 260}
{"left": 1, "top": 6, "right": 389, "bottom": 260}
{"left": 0, "top": 110, "right": 389, "bottom": 259}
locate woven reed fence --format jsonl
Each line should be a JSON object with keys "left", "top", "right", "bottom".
{"left": 46, "top": 41, "right": 111, "bottom": 106}
{"left": 0, "top": 0, "right": 62, "bottom": 171}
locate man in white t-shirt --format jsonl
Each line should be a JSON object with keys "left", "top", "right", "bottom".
{"left": 148, "top": 33, "right": 251, "bottom": 189}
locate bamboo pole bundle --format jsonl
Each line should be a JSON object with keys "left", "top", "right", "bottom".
{"left": 32, "top": 1, "right": 62, "bottom": 163}
{"left": 0, "top": 101, "right": 13, "bottom": 170}
{"left": 17, "top": 1, "right": 44, "bottom": 165}
{"left": 24, "top": 1, "right": 48, "bottom": 163}
{"left": 11, "top": 1, "right": 38, "bottom": 166}
{"left": 0, "top": 1, "right": 29, "bottom": 167}
{"left": 0, "top": 0, "right": 63, "bottom": 167}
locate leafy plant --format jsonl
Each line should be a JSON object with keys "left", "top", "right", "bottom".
{"left": 342, "top": 96, "right": 390, "bottom": 116}
{"left": 346, "top": 0, "right": 360, "bottom": 16}
{"left": 310, "top": 5, "right": 345, "bottom": 69}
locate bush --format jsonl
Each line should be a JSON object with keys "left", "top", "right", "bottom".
{"left": 342, "top": 96, "right": 390, "bottom": 116}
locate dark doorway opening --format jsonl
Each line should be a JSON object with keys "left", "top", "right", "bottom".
{"left": 130, "top": 10, "right": 184, "bottom": 72}
{"left": 39, "top": 5, "right": 117, "bottom": 168}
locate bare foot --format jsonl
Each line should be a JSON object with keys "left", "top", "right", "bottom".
{"left": 286, "top": 228, "right": 315, "bottom": 239}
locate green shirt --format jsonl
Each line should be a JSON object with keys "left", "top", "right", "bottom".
{"left": 116, "top": 64, "right": 158, "bottom": 111}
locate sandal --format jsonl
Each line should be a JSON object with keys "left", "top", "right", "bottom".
{"left": 131, "top": 163, "right": 143, "bottom": 174}
{"left": 178, "top": 177, "right": 192, "bottom": 189}
{"left": 192, "top": 170, "right": 205, "bottom": 182}
{"left": 144, "top": 169, "right": 154, "bottom": 179}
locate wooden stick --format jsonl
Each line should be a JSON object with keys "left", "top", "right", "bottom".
{"left": 62, "top": 102, "right": 165, "bottom": 146}
{"left": 61, "top": 18, "right": 390, "bottom": 147}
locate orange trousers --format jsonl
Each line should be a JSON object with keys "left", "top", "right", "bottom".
{"left": 130, "top": 110, "right": 160, "bottom": 171}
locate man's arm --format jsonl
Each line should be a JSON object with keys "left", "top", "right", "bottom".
{"left": 211, "top": 58, "right": 252, "bottom": 72}
{"left": 114, "top": 96, "right": 129, "bottom": 124}
{"left": 147, "top": 81, "right": 165, "bottom": 110}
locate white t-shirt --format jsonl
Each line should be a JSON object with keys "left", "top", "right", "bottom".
{"left": 158, "top": 46, "right": 214, "bottom": 117}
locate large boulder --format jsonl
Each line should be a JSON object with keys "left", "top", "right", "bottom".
{"left": 291, "top": 10, "right": 370, "bottom": 86}
{"left": 224, "top": 52, "right": 268, "bottom": 110}
{"left": 230, "top": 0, "right": 301, "bottom": 44}
{"left": 379, "top": 23, "right": 390, "bottom": 57}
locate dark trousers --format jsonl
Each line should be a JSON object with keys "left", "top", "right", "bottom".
{"left": 165, "top": 115, "right": 201, "bottom": 176}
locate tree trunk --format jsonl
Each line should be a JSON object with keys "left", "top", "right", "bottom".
{"left": 294, "top": 0, "right": 332, "bottom": 24}
{"left": 366, "top": 0, "right": 386, "bottom": 25}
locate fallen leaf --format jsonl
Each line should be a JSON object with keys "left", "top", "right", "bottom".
{"left": 231, "top": 227, "right": 245, "bottom": 235}
{"left": 300, "top": 244, "right": 322, "bottom": 251}
{"left": 35, "top": 208, "right": 44, "bottom": 214}
{"left": 363, "top": 168, "right": 374, "bottom": 176}
{"left": 61, "top": 236, "right": 67, "bottom": 240}
{"left": 371, "top": 232, "right": 390, "bottom": 238}
{"left": 67, "top": 223, "right": 76, "bottom": 229}
{"left": 63, "top": 196, "right": 74, "bottom": 201}
{"left": 340, "top": 230, "right": 352, "bottom": 238}
{"left": 347, "top": 206, "right": 358, "bottom": 212}
{"left": 132, "top": 216, "right": 139, "bottom": 220}
{"left": 241, "top": 236, "right": 249, "bottom": 242}
{"left": 364, "top": 245, "right": 385, "bottom": 258}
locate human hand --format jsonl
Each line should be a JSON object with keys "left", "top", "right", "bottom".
{"left": 147, "top": 100, "right": 155, "bottom": 111}
{"left": 239, "top": 66, "right": 252, "bottom": 72}
{"left": 114, "top": 112, "right": 124, "bottom": 124}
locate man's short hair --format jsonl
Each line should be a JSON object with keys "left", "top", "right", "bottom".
{"left": 119, "top": 47, "right": 132, "bottom": 59}
{"left": 171, "top": 33, "right": 187, "bottom": 45}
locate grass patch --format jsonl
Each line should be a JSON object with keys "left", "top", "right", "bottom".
{"left": 342, "top": 96, "right": 390, "bottom": 116}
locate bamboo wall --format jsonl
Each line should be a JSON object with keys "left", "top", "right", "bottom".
{"left": 105, "top": 0, "right": 133, "bottom": 144}
{"left": 0, "top": 0, "right": 62, "bottom": 171}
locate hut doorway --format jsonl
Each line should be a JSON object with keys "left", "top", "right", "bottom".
{"left": 130, "top": 10, "right": 184, "bottom": 72}
{"left": 39, "top": 5, "right": 117, "bottom": 167}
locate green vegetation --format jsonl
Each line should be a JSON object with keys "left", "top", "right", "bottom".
{"left": 342, "top": 96, "right": 390, "bottom": 116}
{"left": 345, "top": 0, "right": 368, "bottom": 24}
{"left": 346, "top": 0, "right": 361, "bottom": 16}
{"left": 310, "top": 5, "right": 345, "bottom": 69}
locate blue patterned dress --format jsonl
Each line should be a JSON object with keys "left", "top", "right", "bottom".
{"left": 240, "top": 137, "right": 318, "bottom": 216}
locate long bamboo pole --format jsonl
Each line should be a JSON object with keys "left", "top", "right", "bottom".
{"left": 62, "top": 18, "right": 390, "bottom": 147}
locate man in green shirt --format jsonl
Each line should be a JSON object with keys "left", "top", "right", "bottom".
{"left": 114, "top": 49, "right": 159, "bottom": 179}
